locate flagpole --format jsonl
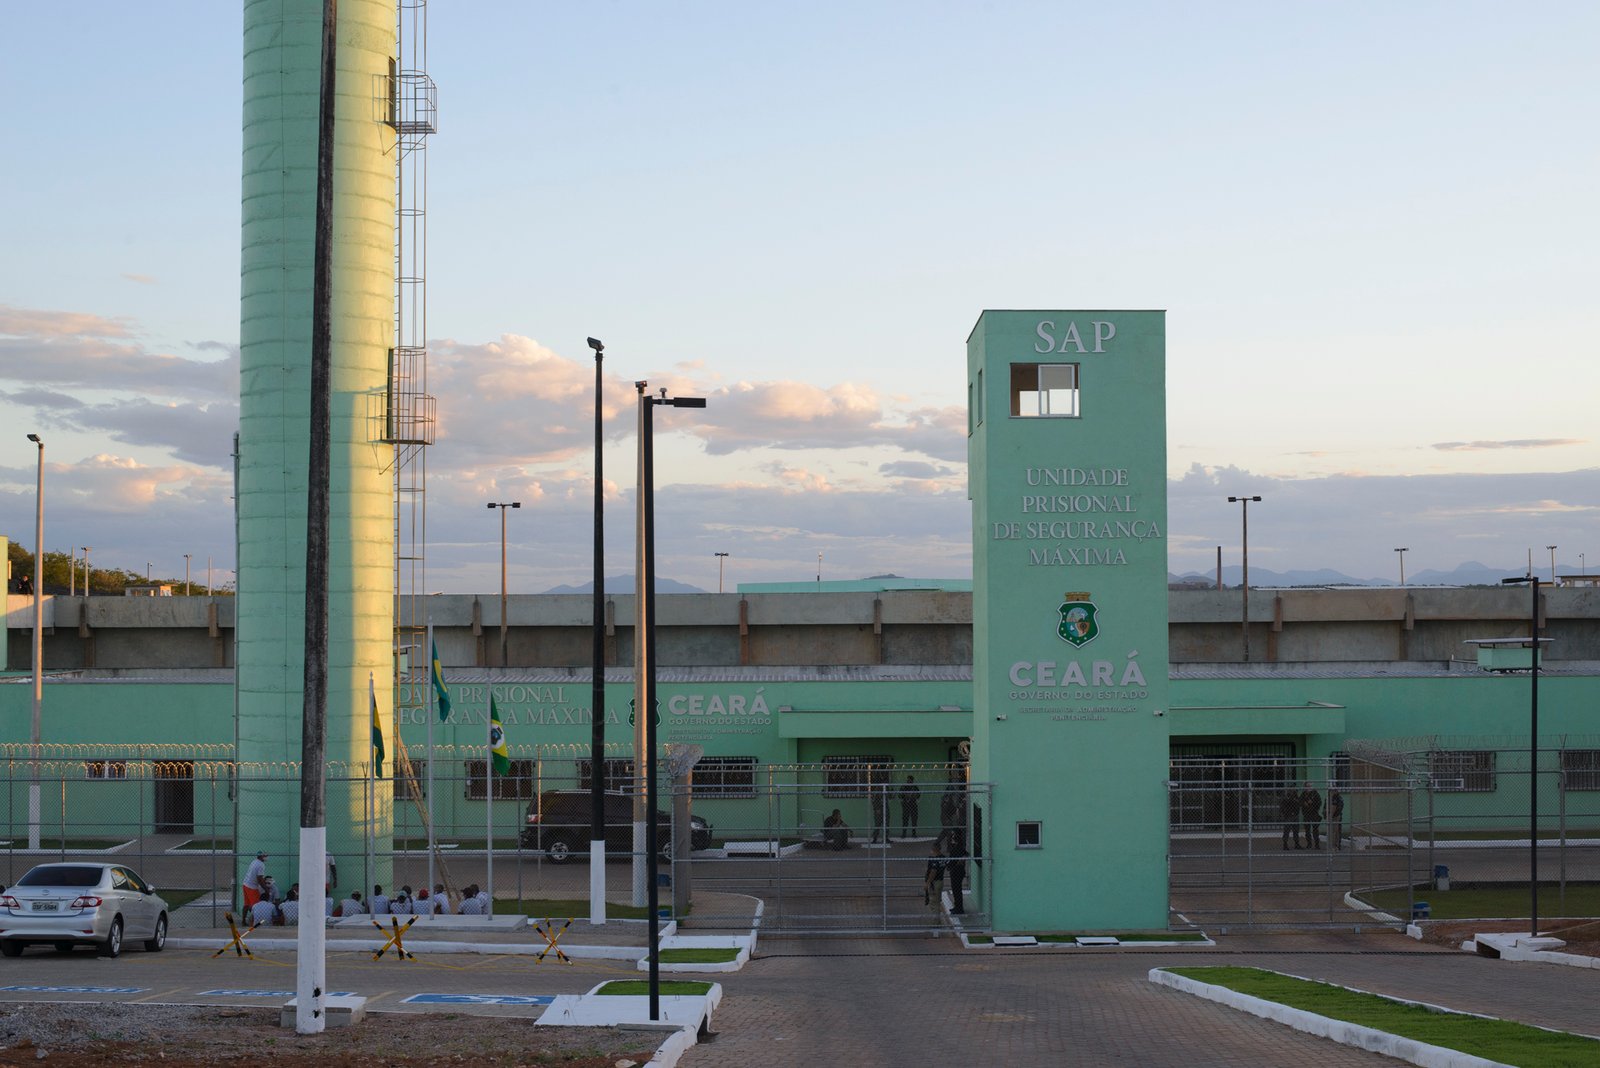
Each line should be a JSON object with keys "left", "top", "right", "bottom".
{"left": 366, "top": 672, "right": 374, "bottom": 914}
{"left": 426, "top": 620, "right": 436, "bottom": 898}
{"left": 486, "top": 695, "right": 494, "bottom": 911}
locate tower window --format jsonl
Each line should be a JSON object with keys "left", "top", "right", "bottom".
{"left": 1011, "top": 363, "right": 1078, "bottom": 418}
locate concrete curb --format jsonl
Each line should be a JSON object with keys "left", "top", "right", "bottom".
{"left": 539, "top": 982, "right": 723, "bottom": 1068}
{"left": 1342, "top": 890, "right": 1406, "bottom": 928}
{"left": 635, "top": 934, "right": 752, "bottom": 973}
{"left": 168, "top": 937, "right": 644, "bottom": 959}
{"left": 1470, "top": 932, "right": 1600, "bottom": 970}
{"left": 1148, "top": 968, "right": 1507, "bottom": 1068}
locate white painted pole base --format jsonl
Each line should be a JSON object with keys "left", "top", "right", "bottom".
{"left": 296, "top": 826, "right": 328, "bottom": 1034}
{"left": 632, "top": 822, "right": 647, "bottom": 908}
{"left": 589, "top": 843, "right": 606, "bottom": 925}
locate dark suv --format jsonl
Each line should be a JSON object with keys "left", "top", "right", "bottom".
{"left": 520, "top": 790, "right": 712, "bottom": 862}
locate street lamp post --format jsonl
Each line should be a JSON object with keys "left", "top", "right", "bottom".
{"left": 1547, "top": 545, "right": 1558, "bottom": 586}
{"left": 1227, "top": 495, "right": 1262, "bottom": 662}
{"left": 715, "top": 552, "right": 729, "bottom": 594}
{"left": 26, "top": 433, "right": 43, "bottom": 850}
{"left": 184, "top": 554, "right": 192, "bottom": 596}
{"left": 634, "top": 381, "right": 706, "bottom": 1022}
{"left": 82, "top": 547, "right": 92, "bottom": 596}
{"left": 587, "top": 337, "right": 606, "bottom": 926}
{"left": 1501, "top": 573, "right": 1544, "bottom": 938}
{"left": 1394, "top": 547, "right": 1409, "bottom": 587}
{"left": 146, "top": 563, "right": 152, "bottom": 584}
{"left": 486, "top": 502, "right": 521, "bottom": 667}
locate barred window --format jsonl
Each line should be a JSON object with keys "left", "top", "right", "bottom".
{"left": 394, "top": 759, "right": 426, "bottom": 801}
{"left": 84, "top": 760, "right": 128, "bottom": 781}
{"left": 1429, "top": 750, "right": 1495, "bottom": 792}
{"left": 577, "top": 758, "right": 636, "bottom": 794}
{"left": 823, "top": 755, "right": 894, "bottom": 798}
{"left": 465, "top": 759, "right": 535, "bottom": 801}
{"left": 1561, "top": 750, "right": 1600, "bottom": 791}
{"left": 694, "top": 756, "right": 757, "bottom": 798}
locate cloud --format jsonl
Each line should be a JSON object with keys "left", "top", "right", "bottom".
{"left": 428, "top": 335, "right": 968, "bottom": 468}
{"left": 122, "top": 274, "right": 157, "bottom": 286}
{"left": 1432, "top": 439, "right": 1584, "bottom": 452}
{"left": 0, "top": 305, "right": 236, "bottom": 402}
{"left": 879, "top": 460, "right": 957, "bottom": 480}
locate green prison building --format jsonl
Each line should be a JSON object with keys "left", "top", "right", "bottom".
{"left": 3, "top": 308, "right": 1598, "bottom": 930}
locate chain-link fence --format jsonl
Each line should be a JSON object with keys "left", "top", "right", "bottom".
{"left": 1347, "top": 736, "right": 1600, "bottom": 922}
{"left": 1169, "top": 739, "right": 1600, "bottom": 930}
{"left": 673, "top": 762, "right": 985, "bottom": 933}
{"left": 0, "top": 746, "right": 984, "bottom": 934}
{"left": 1168, "top": 756, "right": 1387, "bottom": 929}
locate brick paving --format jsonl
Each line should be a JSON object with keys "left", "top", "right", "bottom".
{"left": 680, "top": 930, "right": 1600, "bottom": 1067}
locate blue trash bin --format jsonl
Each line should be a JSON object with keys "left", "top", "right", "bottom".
{"left": 1412, "top": 901, "right": 1430, "bottom": 921}
{"left": 1433, "top": 865, "right": 1450, "bottom": 891}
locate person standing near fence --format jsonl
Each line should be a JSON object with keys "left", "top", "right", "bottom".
{"left": 900, "top": 775, "right": 921, "bottom": 838}
{"left": 1300, "top": 782, "right": 1323, "bottom": 849}
{"left": 870, "top": 780, "right": 887, "bottom": 844}
{"left": 1280, "top": 788, "right": 1302, "bottom": 849}
{"left": 243, "top": 850, "right": 269, "bottom": 908}
{"left": 1328, "top": 788, "right": 1344, "bottom": 850}
{"left": 945, "top": 832, "right": 967, "bottom": 914}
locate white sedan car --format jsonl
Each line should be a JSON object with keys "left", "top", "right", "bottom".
{"left": 0, "top": 863, "right": 169, "bottom": 958}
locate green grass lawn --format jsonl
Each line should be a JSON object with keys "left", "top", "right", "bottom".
{"left": 393, "top": 837, "right": 525, "bottom": 851}
{"left": 595, "top": 980, "right": 713, "bottom": 996}
{"left": 501, "top": 898, "right": 655, "bottom": 920}
{"left": 1363, "top": 883, "right": 1600, "bottom": 920}
{"left": 1, "top": 838, "right": 129, "bottom": 852}
{"left": 968, "top": 931, "right": 1208, "bottom": 945}
{"left": 657, "top": 947, "right": 740, "bottom": 964}
{"left": 1422, "top": 829, "right": 1600, "bottom": 842}
{"left": 1164, "top": 967, "right": 1600, "bottom": 1067}
{"left": 160, "top": 888, "right": 209, "bottom": 910}
{"left": 172, "top": 838, "right": 232, "bottom": 851}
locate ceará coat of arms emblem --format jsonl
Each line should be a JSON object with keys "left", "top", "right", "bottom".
{"left": 1057, "top": 592, "right": 1100, "bottom": 647}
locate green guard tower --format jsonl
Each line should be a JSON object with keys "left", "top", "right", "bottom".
{"left": 967, "top": 310, "right": 1170, "bottom": 931}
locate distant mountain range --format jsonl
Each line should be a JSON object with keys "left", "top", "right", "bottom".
{"left": 543, "top": 575, "right": 707, "bottom": 595}
{"left": 1169, "top": 561, "right": 1567, "bottom": 588}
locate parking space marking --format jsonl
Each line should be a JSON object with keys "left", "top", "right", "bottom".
{"left": 401, "top": 993, "right": 555, "bottom": 1006}
{"left": 0, "top": 985, "right": 145, "bottom": 994}
{"left": 196, "top": 988, "right": 357, "bottom": 998}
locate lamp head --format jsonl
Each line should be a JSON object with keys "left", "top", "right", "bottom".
{"left": 587, "top": 337, "right": 604, "bottom": 353}
{"left": 511, "top": 502, "right": 521, "bottom": 509}
{"left": 26, "top": 433, "right": 41, "bottom": 444}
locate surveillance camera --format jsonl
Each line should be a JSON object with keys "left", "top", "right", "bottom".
{"left": 586, "top": 337, "right": 604, "bottom": 352}
{"left": 995, "top": 714, "right": 1007, "bottom": 721}
{"left": 1153, "top": 709, "right": 1165, "bottom": 717}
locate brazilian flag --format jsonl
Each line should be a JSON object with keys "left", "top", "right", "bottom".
{"left": 489, "top": 694, "right": 511, "bottom": 776}
{"left": 369, "top": 673, "right": 385, "bottom": 778}
{"left": 431, "top": 639, "right": 452, "bottom": 722}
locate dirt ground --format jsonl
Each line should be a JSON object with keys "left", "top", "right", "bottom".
{"left": 0, "top": 1003, "right": 660, "bottom": 1068}
{"left": 1418, "top": 917, "right": 1600, "bottom": 960}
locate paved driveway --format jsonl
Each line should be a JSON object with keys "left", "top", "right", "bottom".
{"left": 681, "top": 930, "right": 1600, "bottom": 1067}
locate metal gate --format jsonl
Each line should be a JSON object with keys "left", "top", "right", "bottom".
{"left": 1168, "top": 757, "right": 1412, "bottom": 930}
{"left": 674, "top": 763, "right": 991, "bottom": 933}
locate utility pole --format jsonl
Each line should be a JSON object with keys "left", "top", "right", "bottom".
{"left": 1227, "top": 495, "right": 1261, "bottom": 662}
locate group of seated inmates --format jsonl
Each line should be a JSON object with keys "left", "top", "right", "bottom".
{"left": 247, "top": 879, "right": 492, "bottom": 926}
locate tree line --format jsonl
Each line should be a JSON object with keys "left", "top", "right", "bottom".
{"left": 4, "top": 540, "right": 233, "bottom": 597}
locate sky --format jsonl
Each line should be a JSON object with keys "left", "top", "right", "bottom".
{"left": 2, "top": 2, "right": 1597, "bottom": 593}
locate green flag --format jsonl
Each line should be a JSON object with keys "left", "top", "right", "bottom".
{"left": 489, "top": 694, "right": 510, "bottom": 776}
{"left": 431, "top": 639, "right": 451, "bottom": 723}
{"left": 369, "top": 672, "right": 385, "bottom": 779}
